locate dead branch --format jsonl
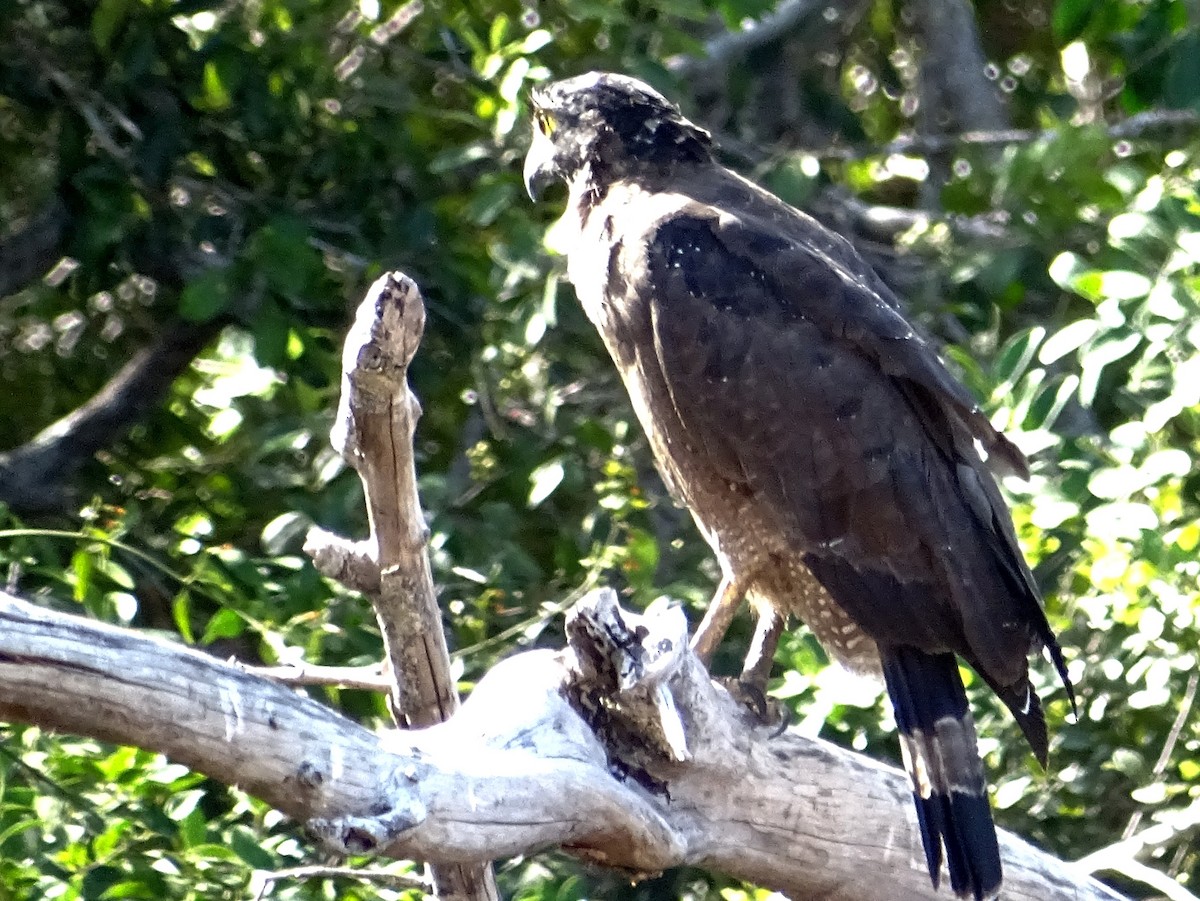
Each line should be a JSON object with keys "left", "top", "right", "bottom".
{"left": 0, "top": 272, "right": 1141, "bottom": 900}
{"left": 246, "top": 662, "right": 392, "bottom": 692}
{"left": 305, "top": 272, "right": 497, "bottom": 900}
{"left": 0, "top": 588, "right": 1128, "bottom": 901}
{"left": 303, "top": 528, "right": 380, "bottom": 593}
{"left": 251, "top": 864, "right": 430, "bottom": 898}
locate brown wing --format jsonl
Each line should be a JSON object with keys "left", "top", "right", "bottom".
{"left": 641, "top": 208, "right": 1066, "bottom": 696}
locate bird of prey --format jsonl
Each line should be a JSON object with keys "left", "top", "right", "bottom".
{"left": 524, "top": 71, "right": 1074, "bottom": 900}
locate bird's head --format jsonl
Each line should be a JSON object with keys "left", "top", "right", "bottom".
{"left": 523, "top": 71, "right": 713, "bottom": 201}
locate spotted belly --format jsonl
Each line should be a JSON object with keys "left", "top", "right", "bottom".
{"left": 687, "top": 479, "right": 881, "bottom": 676}
{"left": 744, "top": 550, "right": 881, "bottom": 675}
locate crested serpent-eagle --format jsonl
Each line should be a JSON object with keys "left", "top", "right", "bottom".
{"left": 523, "top": 72, "right": 1075, "bottom": 900}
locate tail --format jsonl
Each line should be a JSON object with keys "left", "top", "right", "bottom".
{"left": 880, "top": 645, "right": 1001, "bottom": 901}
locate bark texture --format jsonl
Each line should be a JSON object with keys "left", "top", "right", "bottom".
{"left": 0, "top": 589, "right": 1125, "bottom": 901}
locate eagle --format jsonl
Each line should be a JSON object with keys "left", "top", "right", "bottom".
{"left": 523, "top": 72, "right": 1074, "bottom": 900}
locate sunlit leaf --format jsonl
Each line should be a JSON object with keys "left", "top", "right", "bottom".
{"left": 528, "top": 459, "right": 564, "bottom": 507}
{"left": 201, "top": 608, "right": 246, "bottom": 643}
{"left": 1039, "top": 320, "right": 1098, "bottom": 364}
{"left": 201, "top": 60, "right": 232, "bottom": 111}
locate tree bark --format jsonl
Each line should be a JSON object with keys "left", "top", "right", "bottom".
{"left": 0, "top": 588, "right": 1126, "bottom": 901}
{"left": 306, "top": 272, "right": 498, "bottom": 901}
{"left": 0, "top": 317, "right": 223, "bottom": 513}
{"left": 0, "top": 193, "right": 69, "bottom": 298}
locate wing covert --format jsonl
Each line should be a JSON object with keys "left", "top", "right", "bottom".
{"left": 644, "top": 210, "right": 1040, "bottom": 674}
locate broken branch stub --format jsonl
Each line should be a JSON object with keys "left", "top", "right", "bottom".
{"left": 557, "top": 589, "right": 1125, "bottom": 901}
{"left": 320, "top": 271, "right": 496, "bottom": 899}
{"left": 331, "top": 270, "right": 455, "bottom": 727}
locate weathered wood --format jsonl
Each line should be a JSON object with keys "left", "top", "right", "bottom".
{"left": 315, "top": 271, "right": 496, "bottom": 899}
{"left": 0, "top": 589, "right": 1127, "bottom": 901}
{"left": 329, "top": 271, "right": 458, "bottom": 727}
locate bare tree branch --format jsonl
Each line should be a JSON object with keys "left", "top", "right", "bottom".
{"left": 246, "top": 662, "right": 392, "bottom": 692}
{"left": 791, "top": 108, "right": 1200, "bottom": 162}
{"left": 667, "top": 0, "right": 833, "bottom": 79}
{"left": 0, "top": 317, "right": 223, "bottom": 514}
{"left": 325, "top": 273, "right": 459, "bottom": 726}
{"left": 1084, "top": 859, "right": 1199, "bottom": 901}
{"left": 0, "top": 588, "right": 1129, "bottom": 901}
{"left": 304, "top": 528, "right": 381, "bottom": 593}
{"left": 251, "top": 864, "right": 430, "bottom": 899}
{"left": 1077, "top": 799, "right": 1200, "bottom": 877}
{"left": 905, "top": 0, "right": 1008, "bottom": 139}
{"left": 307, "top": 272, "right": 498, "bottom": 900}
{"left": 0, "top": 193, "right": 70, "bottom": 298}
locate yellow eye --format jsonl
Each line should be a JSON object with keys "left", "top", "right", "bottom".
{"left": 535, "top": 109, "right": 555, "bottom": 136}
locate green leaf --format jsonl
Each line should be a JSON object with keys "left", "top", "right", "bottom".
{"left": 201, "top": 608, "right": 246, "bottom": 643}
{"left": 553, "top": 876, "right": 587, "bottom": 901}
{"left": 499, "top": 58, "right": 531, "bottom": 103}
{"left": 92, "top": 0, "right": 130, "bottom": 51}
{"left": 1079, "top": 330, "right": 1141, "bottom": 403}
{"left": 71, "top": 549, "right": 94, "bottom": 602}
{"left": 1039, "top": 319, "right": 1098, "bottom": 364}
{"left": 519, "top": 29, "right": 553, "bottom": 54}
{"left": 172, "top": 592, "right": 196, "bottom": 644}
{"left": 1068, "top": 267, "right": 1153, "bottom": 302}
{"left": 172, "top": 798, "right": 207, "bottom": 846}
{"left": 251, "top": 218, "right": 322, "bottom": 300}
{"left": 1048, "top": 251, "right": 1086, "bottom": 291}
{"left": 98, "top": 557, "right": 135, "bottom": 589}
{"left": 179, "top": 268, "right": 233, "bottom": 322}
{"left": 201, "top": 59, "right": 233, "bottom": 111}
{"left": 164, "top": 787, "right": 204, "bottom": 825}
{"left": 261, "top": 511, "right": 311, "bottom": 556}
{"left": 1085, "top": 501, "right": 1158, "bottom": 540}
{"left": 994, "top": 326, "right": 1045, "bottom": 386}
{"left": 184, "top": 842, "right": 241, "bottom": 862}
{"left": 230, "top": 825, "right": 276, "bottom": 868}
{"left": 93, "top": 821, "right": 132, "bottom": 859}
{"left": 1130, "top": 783, "right": 1168, "bottom": 804}
{"left": 489, "top": 14, "right": 510, "bottom": 50}
{"left": 100, "top": 880, "right": 160, "bottom": 900}
{"left": 429, "top": 142, "right": 491, "bottom": 174}
{"left": 465, "top": 178, "right": 517, "bottom": 227}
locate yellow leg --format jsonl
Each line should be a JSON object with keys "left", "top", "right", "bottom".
{"left": 690, "top": 572, "right": 743, "bottom": 665}
{"left": 741, "top": 603, "right": 784, "bottom": 692}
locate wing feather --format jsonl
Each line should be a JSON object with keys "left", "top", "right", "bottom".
{"left": 643, "top": 208, "right": 1060, "bottom": 690}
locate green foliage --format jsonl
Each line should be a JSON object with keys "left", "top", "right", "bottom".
{"left": 1, "top": 0, "right": 1199, "bottom": 898}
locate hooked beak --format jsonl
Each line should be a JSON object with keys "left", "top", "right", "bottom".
{"left": 523, "top": 126, "right": 557, "bottom": 202}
